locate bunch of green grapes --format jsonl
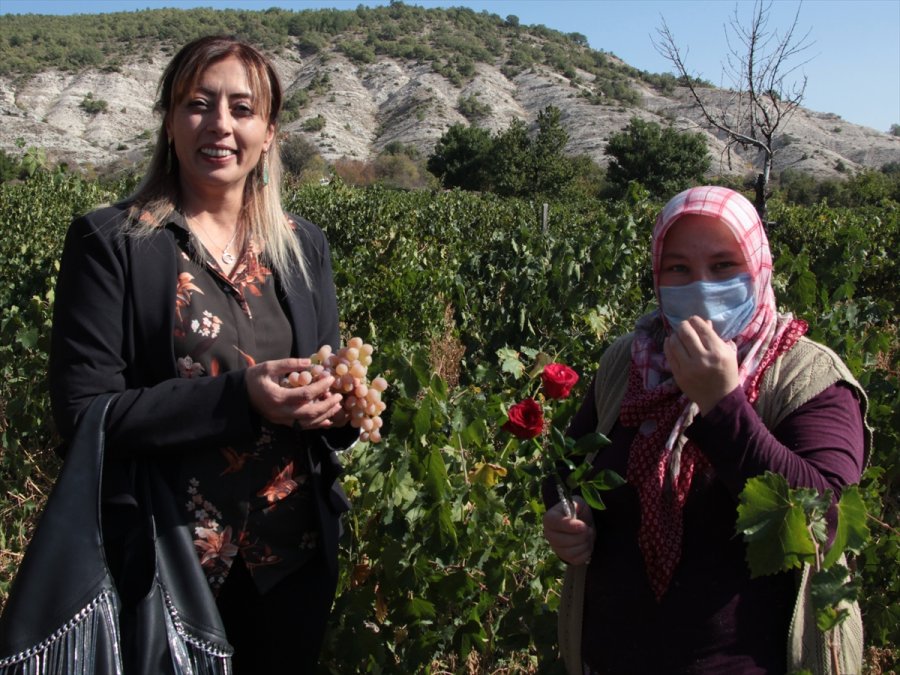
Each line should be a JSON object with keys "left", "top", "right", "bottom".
{"left": 283, "top": 337, "right": 388, "bottom": 443}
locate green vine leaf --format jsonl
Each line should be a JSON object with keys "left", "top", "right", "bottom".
{"left": 810, "top": 564, "right": 859, "bottom": 632}
{"left": 413, "top": 396, "right": 433, "bottom": 445}
{"left": 736, "top": 472, "right": 817, "bottom": 577}
{"left": 822, "top": 485, "right": 870, "bottom": 568}
{"left": 496, "top": 347, "right": 524, "bottom": 378}
{"left": 404, "top": 596, "right": 437, "bottom": 620}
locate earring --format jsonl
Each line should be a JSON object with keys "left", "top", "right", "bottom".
{"left": 166, "top": 141, "right": 175, "bottom": 174}
{"left": 261, "top": 150, "right": 269, "bottom": 186}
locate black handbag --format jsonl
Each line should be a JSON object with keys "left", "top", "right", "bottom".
{"left": 0, "top": 394, "right": 233, "bottom": 674}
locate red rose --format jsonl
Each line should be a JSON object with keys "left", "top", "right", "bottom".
{"left": 502, "top": 398, "right": 544, "bottom": 439}
{"left": 541, "top": 363, "right": 579, "bottom": 399}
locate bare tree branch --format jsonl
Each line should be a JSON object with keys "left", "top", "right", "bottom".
{"left": 652, "top": 0, "right": 813, "bottom": 222}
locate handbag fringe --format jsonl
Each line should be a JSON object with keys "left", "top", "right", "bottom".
{"left": 162, "top": 587, "right": 232, "bottom": 675}
{"left": 0, "top": 590, "right": 123, "bottom": 675}
{"left": 0, "top": 584, "right": 232, "bottom": 675}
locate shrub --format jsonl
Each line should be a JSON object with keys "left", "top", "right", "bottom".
{"left": 333, "top": 157, "right": 376, "bottom": 186}
{"left": 79, "top": 92, "right": 108, "bottom": 115}
{"left": 301, "top": 115, "right": 326, "bottom": 132}
{"left": 280, "top": 134, "right": 322, "bottom": 176}
{"left": 280, "top": 88, "right": 309, "bottom": 124}
{"left": 338, "top": 40, "right": 375, "bottom": 64}
{"left": 373, "top": 153, "right": 429, "bottom": 190}
{"left": 427, "top": 123, "right": 493, "bottom": 191}
{"left": 457, "top": 93, "right": 492, "bottom": 122}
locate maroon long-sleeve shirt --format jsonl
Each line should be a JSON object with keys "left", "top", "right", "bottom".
{"left": 552, "top": 379, "right": 865, "bottom": 674}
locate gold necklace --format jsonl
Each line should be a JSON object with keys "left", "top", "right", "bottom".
{"left": 186, "top": 215, "right": 239, "bottom": 265}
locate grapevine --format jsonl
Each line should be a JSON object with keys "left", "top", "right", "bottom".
{"left": 282, "top": 337, "right": 388, "bottom": 442}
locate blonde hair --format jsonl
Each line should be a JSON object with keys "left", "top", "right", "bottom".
{"left": 126, "top": 35, "right": 308, "bottom": 286}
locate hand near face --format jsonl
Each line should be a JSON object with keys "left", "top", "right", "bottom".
{"left": 246, "top": 358, "right": 345, "bottom": 429}
{"left": 542, "top": 496, "right": 595, "bottom": 566}
{"left": 663, "top": 316, "right": 740, "bottom": 415}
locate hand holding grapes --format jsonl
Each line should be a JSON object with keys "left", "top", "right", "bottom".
{"left": 246, "top": 358, "right": 345, "bottom": 429}
{"left": 282, "top": 337, "right": 388, "bottom": 442}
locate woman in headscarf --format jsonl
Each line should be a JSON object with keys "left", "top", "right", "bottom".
{"left": 542, "top": 186, "right": 869, "bottom": 674}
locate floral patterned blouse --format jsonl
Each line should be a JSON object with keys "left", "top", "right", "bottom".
{"left": 169, "top": 215, "right": 317, "bottom": 596}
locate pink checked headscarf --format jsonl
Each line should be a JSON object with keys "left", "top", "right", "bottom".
{"left": 622, "top": 186, "right": 807, "bottom": 600}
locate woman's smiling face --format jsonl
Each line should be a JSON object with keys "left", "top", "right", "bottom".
{"left": 166, "top": 55, "right": 274, "bottom": 201}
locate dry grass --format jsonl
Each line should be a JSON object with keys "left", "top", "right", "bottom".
{"left": 428, "top": 303, "right": 466, "bottom": 389}
{"left": 864, "top": 645, "right": 899, "bottom": 674}
{"left": 430, "top": 649, "right": 539, "bottom": 675}
{"left": 0, "top": 446, "right": 59, "bottom": 613}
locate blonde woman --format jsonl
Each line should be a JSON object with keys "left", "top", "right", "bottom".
{"left": 50, "top": 36, "right": 356, "bottom": 673}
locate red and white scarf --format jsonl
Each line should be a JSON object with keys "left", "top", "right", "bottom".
{"left": 623, "top": 186, "right": 807, "bottom": 600}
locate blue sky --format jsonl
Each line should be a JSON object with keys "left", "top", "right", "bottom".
{"left": 2, "top": 0, "right": 898, "bottom": 132}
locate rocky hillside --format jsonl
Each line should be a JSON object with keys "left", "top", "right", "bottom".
{"left": 1, "top": 8, "right": 897, "bottom": 180}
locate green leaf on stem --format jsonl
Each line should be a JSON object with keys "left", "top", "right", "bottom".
{"left": 587, "top": 469, "right": 626, "bottom": 491}
{"left": 573, "top": 432, "right": 611, "bottom": 456}
{"left": 403, "top": 596, "right": 437, "bottom": 620}
{"left": 567, "top": 469, "right": 624, "bottom": 510}
{"left": 566, "top": 463, "right": 592, "bottom": 488}
{"left": 810, "top": 564, "right": 860, "bottom": 632}
{"left": 413, "top": 396, "right": 433, "bottom": 445}
{"left": 422, "top": 447, "right": 449, "bottom": 501}
{"left": 581, "top": 483, "right": 607, "bottom": 510}
{"left": 822, "top": 485, "right": 870, "bottom": 568}
{"left": 433, "top": 501, "right": 458, "bottom": 549}
{"left": 497, "top": 347, "right": 524, "bottom": 378}
{"left": 550, "top": 425, "right": 568, "bottom": 453}
{"left": 736, "top": 472, "right": 817, "bottom": 577}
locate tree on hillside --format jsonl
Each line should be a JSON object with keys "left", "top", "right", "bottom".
{"left": 488, "top": 118, "right": 532, "bottom": 197}
{"left": 605, "top": 117, "right": 710, "bottom": 199}
{"left": 654, "top": 0, "right": 812, "bottom": 222}
{"left": 487, "top": 106, "right": 575, "bottom": 198}
{"left": 426, "top": 124, "right": 493, "bottom": 191}
{"left": 280, "top": 134, "right": 322, "bottom": 176}
{"left": 529, "top": 106, "right": 576, "bottom": 196}
{"left": 428, "top": 106, "right": 579, "bottom": 198}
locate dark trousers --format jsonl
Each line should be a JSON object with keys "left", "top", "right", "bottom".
{"left": 216, "top": 553, "right": 337, "bottom": 674}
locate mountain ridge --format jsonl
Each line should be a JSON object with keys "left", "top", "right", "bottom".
{"left": 1, "top": 7, "right": 897, "bottom": 180}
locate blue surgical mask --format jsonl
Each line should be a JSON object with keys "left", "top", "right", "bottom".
{"left": 659, "top": 273, "right": 756, "bottom": 340}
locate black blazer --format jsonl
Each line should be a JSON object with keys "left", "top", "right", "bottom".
{"left": 49, "top": 204, "right": 355, "bottom": 576}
